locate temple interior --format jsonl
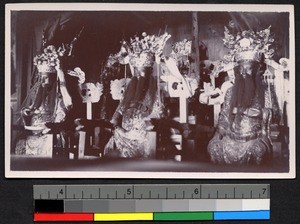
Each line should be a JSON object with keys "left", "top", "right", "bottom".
{"left": 9, "top": 9, "right": 291, "bottom": 174}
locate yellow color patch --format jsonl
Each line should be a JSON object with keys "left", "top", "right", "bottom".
{"left": 94, "top": 213, "right": 153, "bottom": 221}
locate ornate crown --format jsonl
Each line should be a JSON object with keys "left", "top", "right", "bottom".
{"left": 222, "top": 26, "right": 275, "bottom": 63}
{"left": 170, "top": 39, "right": 192, "bottom": 59}
{"left": 169, "top": 39, "right": 192, "bottom": 73}
{"left": 124, "top": 32, "right": 171, "bottom": 68}
{"left": 33, "top": 45, "right": 66, "bottom": 73}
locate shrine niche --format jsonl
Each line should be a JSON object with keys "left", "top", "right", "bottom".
{"left": 6, "top": 4, "right": 294, "bottom": 178}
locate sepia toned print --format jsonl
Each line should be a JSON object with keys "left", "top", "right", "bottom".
{"left": 5, "top": 3, "right": 295, "bottom": 178}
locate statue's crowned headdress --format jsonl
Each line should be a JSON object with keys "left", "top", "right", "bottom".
{"left": 223, "top": 26, "right": 275, "bottom": 63}
{"left": 169, "top": 39, "right": 192, "bottom": 72}
{"left": 124, "top": 32, "right": 171, "bottom": 68}
{"left": 33, "top": 45, "right": 66, "bottom": 73}
{"left": 170, "top": 39, "right": 192, "bottom": 59}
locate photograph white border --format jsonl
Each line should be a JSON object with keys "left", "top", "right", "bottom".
{"left": 5, "top": 3, "right": 295, "bottom": 179}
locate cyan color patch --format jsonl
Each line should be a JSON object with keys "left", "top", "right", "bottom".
{"left": 214, "top": 210, "right": 270, "bottom": 220}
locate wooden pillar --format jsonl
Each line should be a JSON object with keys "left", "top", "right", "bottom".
{"left": 192, "top": 12, "right": 200, "bottom": 83}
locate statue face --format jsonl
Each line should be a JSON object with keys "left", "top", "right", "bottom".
{"left": 236, "top": 60, "right": 259, "bottom": 78}
{"left": 40, "top": 72, "right": 56, "bottom": 88}
{"left": 133, "top": 66, "right": 146, "bottom": 78}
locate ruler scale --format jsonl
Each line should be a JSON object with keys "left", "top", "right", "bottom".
{"left": 34, "top": 184, "right": 270, "bottom": 221}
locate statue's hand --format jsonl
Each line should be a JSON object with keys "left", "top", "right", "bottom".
{"left": 55, "top": 60, "right": 62, "bottom": 72}
{"left": 55, "top": 61, "right": 66, "bottom": 83}
{"left": 110, "top": 118, "right": 118, "bottom": 127}
{"left": 261, "top": 108, "right": 272, "bottom": 136}
{"left": 155, "top": 53, "right": 164, "bottom": 64}
{"left": 214, "top": 131, "right": 223, "bottom": 140}
{"left": 62, "top": 93, "right": 72, "bottom": 110}
{"left": 21, "top": 107, "right": 34, "bottom": 116}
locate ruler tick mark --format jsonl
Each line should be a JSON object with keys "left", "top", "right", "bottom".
{"left": 200, "top": 185, "right": 202, "bottom": 199}
{"left": 35, "top": 184, "right": 269, "bottom": 207}
{"left": 132, "top": 185, "right": 134, "bottom": 199}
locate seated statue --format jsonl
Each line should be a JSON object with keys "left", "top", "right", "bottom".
{"left": 21, "top": 45, "right": 72, "bottom": 132}
{"left": 15, "top": 45, "right": 73, "bottom": 156}
{"left": 207, "top": 27, "right": 279, "bottom": 165}
{"left": 104, "top": 32, "right": 171, "bottom": 158}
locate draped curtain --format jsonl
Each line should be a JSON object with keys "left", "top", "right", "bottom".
{"left": 12, "top": 11, "right": 37, "bottom": 124}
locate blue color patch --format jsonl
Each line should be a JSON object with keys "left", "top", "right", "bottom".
{"left": 214, "top": 210, "right": 270, "bottom": 220}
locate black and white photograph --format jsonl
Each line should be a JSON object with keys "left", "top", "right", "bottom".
{"left": 5, "top": 3, "right": 295, "bottom": 178}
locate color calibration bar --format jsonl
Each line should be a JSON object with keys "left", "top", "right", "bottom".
{"left": 34, "top": 184, "right": 270, "bottom": 221}
{"left": 34, "top": 210, "right": 270, "bottom": 221}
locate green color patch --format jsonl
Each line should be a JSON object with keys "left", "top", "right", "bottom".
{"left": 153, "top": 212, "right": 213, "bottom": 221}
